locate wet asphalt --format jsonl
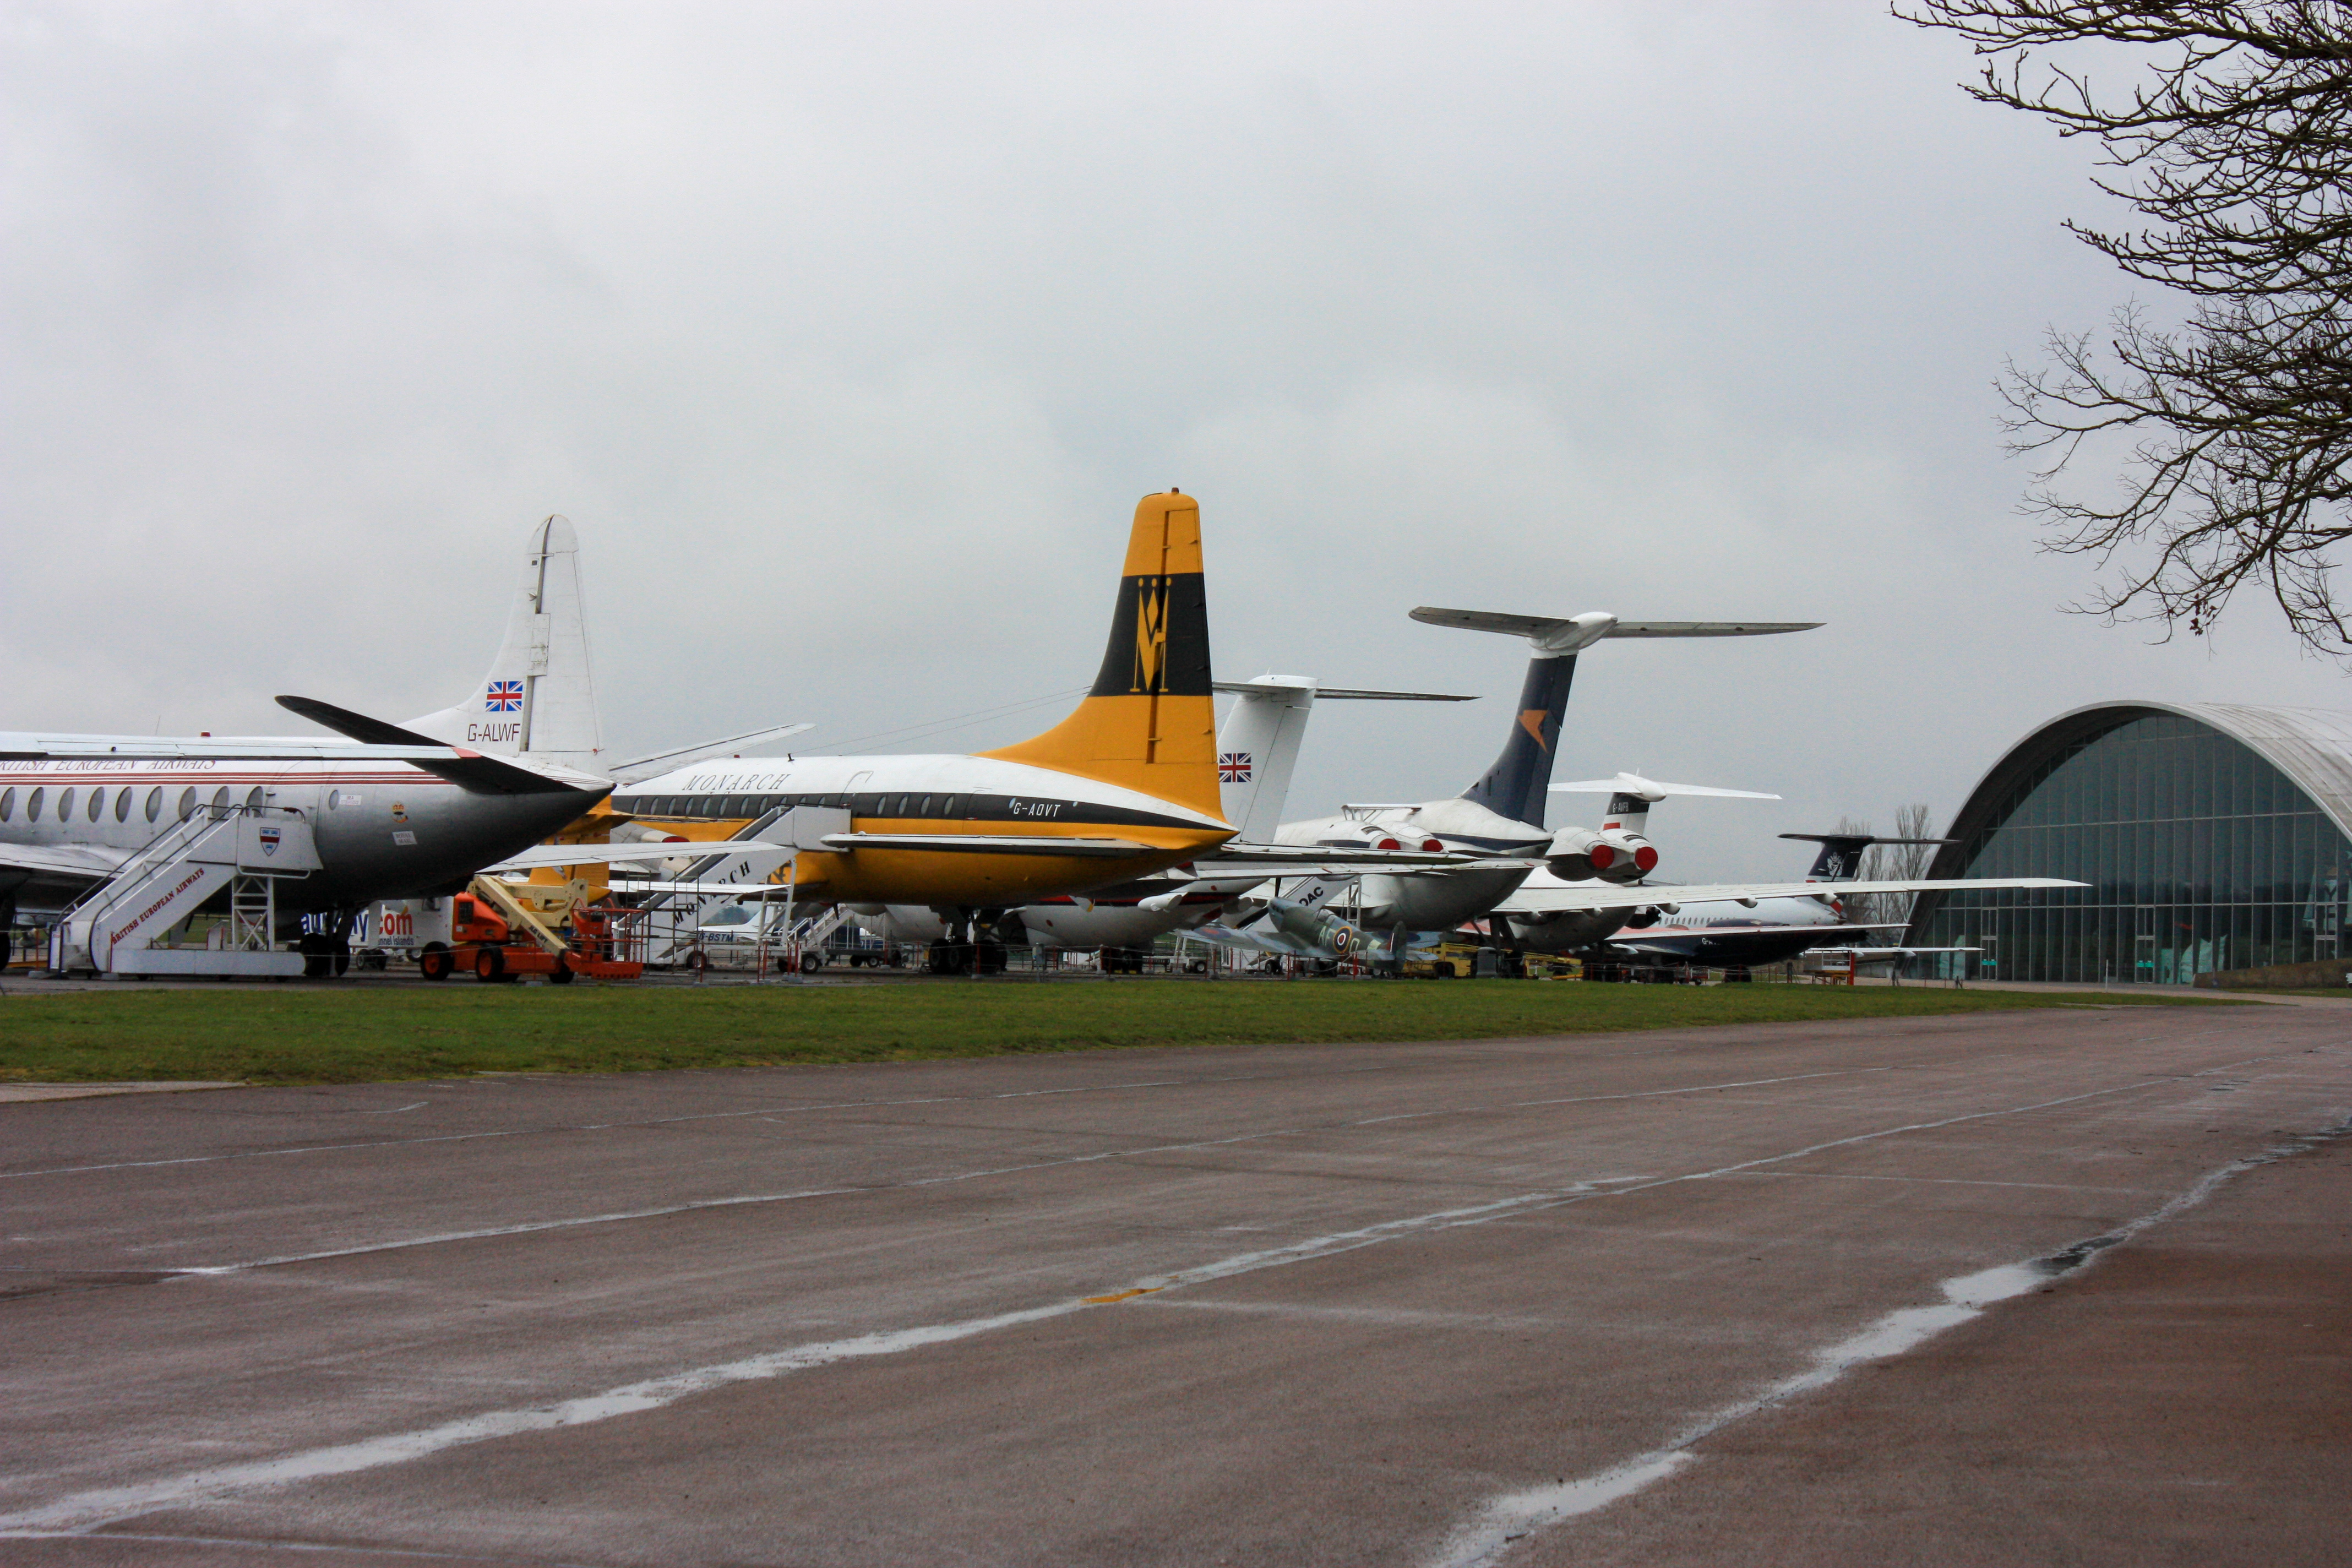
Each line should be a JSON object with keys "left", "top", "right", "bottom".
{"left": 1, "top": 1001, "right": 2345, "bottom": 1566}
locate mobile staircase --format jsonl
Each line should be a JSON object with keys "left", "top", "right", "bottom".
{"left": 50, "top": 805, "right": 322, "bottom": 978}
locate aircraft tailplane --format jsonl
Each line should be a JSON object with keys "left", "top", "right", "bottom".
{"left": 979, "top": 492, "right": 1222, "bottom": 818}
{"left": 1778, "top": 832, "right": 1953, "bottom": 883}
{"left": 404, "top": 515, "right": 604, "bottom": 771}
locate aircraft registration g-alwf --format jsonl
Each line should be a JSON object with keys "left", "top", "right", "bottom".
{"left": 597, "top": 492, "right": 1443, "bottom": 949}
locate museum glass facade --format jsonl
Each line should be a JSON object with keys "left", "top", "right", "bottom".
{"left": 1907, "top": 710, "right": 2352, "bottom": 983}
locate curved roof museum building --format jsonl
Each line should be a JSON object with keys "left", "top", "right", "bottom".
{"left": 1904, "top": 703, "right": 2352, "bottom": 984}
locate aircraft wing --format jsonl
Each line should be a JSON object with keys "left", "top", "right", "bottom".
{"left": 820, "top": 834, "right": 1159, "bottom": 858}
{"left": 1614, "top": 921, "right": 1889, "bottom": 945}
{"left": 1816, "top": 946, "right": 1984, "bottom": 960}
{"left": 606, "top": 878, "right": 818, "bottom": 899}
{"left": 1185, "top": 922, "right": 1316, "bottom": 957}
{"left": 609, "top": 725, "right": 816, "bottom": 783}
{"left": 1498, "top": 876, "right": 2082, "bottom": 915}
{"left": 0, "top": 733, "right": 474, "bottom": 764}
{"left": 1410, "top": 609, "right": 1821, "bottom": 641}
{"left": 0, "top": 841, "right": 129, "bottom": 879}
{"left": 1188, "top": 844, "right": 1469, "bottom": 872}
{"left": 481, "top": 841, "right": 790, "bottom": 874}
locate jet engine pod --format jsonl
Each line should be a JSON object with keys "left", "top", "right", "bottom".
{"left": 1547, "top": 827, "right": 1658, "bottom": 884}
{"left": 1321, "top": 826, "right": 1446, "bottom": 854}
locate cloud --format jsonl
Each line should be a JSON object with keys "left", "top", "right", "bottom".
{"left": 3, "top": 1, "right": 2331, "bottom": 874}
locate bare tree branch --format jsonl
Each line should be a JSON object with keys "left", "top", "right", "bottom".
{"left": 1899, "top": 2, "right": 2352, "bottom": 654}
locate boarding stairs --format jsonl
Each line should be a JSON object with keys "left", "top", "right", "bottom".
{"left": 624, "top": 805, "right": 848, "bottom": 967}
{"left": 50, "top": 805, "right": 322, "bottom": 978}
{"left": 792, "top": 903, "right": 851, "bottom": 948}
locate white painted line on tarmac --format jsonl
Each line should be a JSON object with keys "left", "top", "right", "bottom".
{"left": 0, "top": 1528, "right": 609, "bottom": 1564}
{"left": 171, "top": 1124, "right": 1320, "bottom": 1275}
{"left": 1424, "top": 1111, "right": 2352, "bottom": 1568}
{"left": 0, "top": 1071, "right": 1333, "bottom": 1181}
{"left": 1729, "top": 1170, "right": 2161, "bottom": 1194}
{"left": 0, "top": 1187, "right": 1596, "bottom": 1537}
{"left": 154, "top": 1067, "right": 1894, "bottom": 1274}
{"left": 1347, "top": 1067, "right": 1896, "bottom": 1128}
{"left": 12, "top": 1069, "right": 2320, "bottom": 1538}
{"left": 172, "top": 1189, "right": 858, "bottom": 1275}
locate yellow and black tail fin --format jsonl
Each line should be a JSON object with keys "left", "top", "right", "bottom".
{"left": 980, "top": 491, "right": 1222, "bottom": 818}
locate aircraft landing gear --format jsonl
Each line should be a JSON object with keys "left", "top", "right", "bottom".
{"left": 925, "top": 910, "right": 1006, "bottom": 975}
{"left": 298, "top": 931, "right": 352, "bottom": 979}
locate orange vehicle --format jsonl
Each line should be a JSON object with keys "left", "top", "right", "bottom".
{"left": 417, "top": 877, "right": 645, "bottom": 984}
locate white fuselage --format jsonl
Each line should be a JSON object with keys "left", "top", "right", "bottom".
{"left": 1275, "top": 796, "right": 1547, "bottom": 933}
{"left": 0, "top": 758, "right": 599, "bottom": 916}
{"left": 1503, "top": 867, "right": 1845, "bottom": 955}
{"left": 612, "top": 752, "right": 1232, "bottom": 911}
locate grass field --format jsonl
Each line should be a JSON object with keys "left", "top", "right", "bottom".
{"left": 0, "top": 978, "right": 2229, "bottom": 1087}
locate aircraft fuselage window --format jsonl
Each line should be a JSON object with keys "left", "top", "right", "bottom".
{"left": 114, "top": 789, "right": 131, "bottom": 823}
{"left": 0, "top": 787, "right": 13, "bottom": 821}
{"left": 944, "top": 795, "right": 964, "bottom": 818}
{"left": 918, "top": 796, "right": 934, "bottom": 817}
{"left": 27, "top": 787, "right": 43, "bottom": 823}
{"left": 145, "top": 786, "right": 162, "bottom": 823}
{"left": 89, "top": 788, "right": 105, "bottom": 822}
{"left": 211, "top": 787, "right": 230, "bottom": 813}
{"left": 57, "top": 788, "right": 74, "bottom": 821}
{"left": 179, "top": 787, "right": 198, "bottom": 821}
{"left": 246, "top": 788, "right": 265, "bottom": 810}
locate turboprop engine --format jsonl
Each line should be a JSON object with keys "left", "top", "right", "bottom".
{"left": 1267, "top": 897, "right": 1362, "bottom": 957}
{"left": 1545, "top": 825, "right": 1657, "bottom": 884}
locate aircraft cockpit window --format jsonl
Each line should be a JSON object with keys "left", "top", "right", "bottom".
{"left": 178, "top": 787, "right": 198, "bottom": 821}
{"left": 26, "top": 787, "right": 43, "bottom": 823}
{"left": 706, "top": 905, "right": 753, "bottom": 927}
{"left": 114, "top": 788, "right": 132, "bottom": 822}
{"left": 145, "top": 786, "right": 162, "bottom": 823}
{"left": 0, "top": 787, "right": 13, "bottom": 821}
{"left": 57, "top": 788, "right": 74, "bottom": 821}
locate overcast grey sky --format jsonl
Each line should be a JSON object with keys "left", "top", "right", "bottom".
{"left": 6, "top": 2, "right": 2339, "bottom": 875}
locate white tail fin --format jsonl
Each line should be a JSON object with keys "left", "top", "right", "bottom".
{"left": 1213, "top": 676, "right": 1319, "bottom": 839}
{"left": 1212, "top": 676, "right": 1476, "bottom": 841}
{"left": 404, "top": 515, "right": 603, "bottom": 770}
